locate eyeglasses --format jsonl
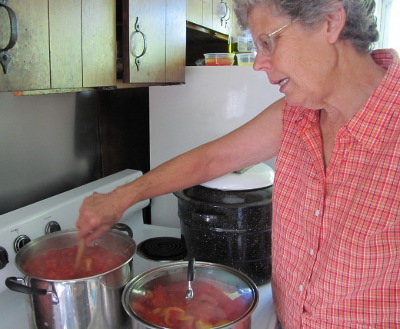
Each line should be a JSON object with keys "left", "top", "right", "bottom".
{"left": 252, "top": 20, "right": 297, "bottom": 57}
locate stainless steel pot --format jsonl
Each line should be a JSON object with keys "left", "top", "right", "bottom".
{"left": 122, "top": 261, "right": 259, "bottom": 329}
{"left": 5, "top": 224, "right": 136, "bottom": 329}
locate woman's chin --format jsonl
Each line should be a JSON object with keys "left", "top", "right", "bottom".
{"left": 284, "top": 95, "right": 320, "bottom": 110}
{"left": 283, "top": 95, "right": 303, "bottom": 107}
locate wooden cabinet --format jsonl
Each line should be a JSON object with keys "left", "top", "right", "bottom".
{"left": 187, "top": 0, "right": 202, "bottom": 25}
{"left": 0, "top": 0, "right": 115, "bottom": 92}
{"left": 1, "top": 0, "right": 186, "bottom": 92}
{"left": 0, "top": 0, "right": 50, "bottom": 91}
{"left": 187, "top": 0, "right": 213, "bottom": 28}
{"left": 81, "top": 0, "right": 116, "bottom": 87}
{"left": 187, "top": 0, "right": 232, "bottom": 35}
{"left": 122, "top": 0, "right": 186, "bottom": 84}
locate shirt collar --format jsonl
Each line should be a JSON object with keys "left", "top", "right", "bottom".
{"left": 345, "top": 49, "right": 399, "bottom": 151}
{"left": 291, "top": 49, "right": 399, "bottom": 152}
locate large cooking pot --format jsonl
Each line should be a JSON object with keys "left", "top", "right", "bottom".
{"left": 122, "top": 261, "right": 258, "bottom": 329}
{"left": 174, "top": 163, "right": 274, "bottom": 285}
{"left": 5, "top": 224, "right": 135, "bottom": 329}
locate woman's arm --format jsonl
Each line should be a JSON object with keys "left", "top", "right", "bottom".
{"left": 76, "top": 97, "right": 284, "bottom": 242}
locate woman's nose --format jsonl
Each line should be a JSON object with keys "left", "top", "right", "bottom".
{"left": 253, "top": 52, "right": 273, "bottom": 71}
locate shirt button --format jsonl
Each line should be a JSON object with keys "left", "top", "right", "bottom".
{"left": 309, "top": 249, "right": 314, "bottom": 256}
{"left": 314, "top": 209, "right": 320, "bottom": 216}
{"left": 299, "top": 284, "right": 304, "bottom": 292}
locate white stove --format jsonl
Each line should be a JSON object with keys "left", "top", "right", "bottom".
{"left": 0, "top": 169, "right": 277, "bottom": 329}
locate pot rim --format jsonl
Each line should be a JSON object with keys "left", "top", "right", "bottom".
{"left": 14, "top": 228, "right": 136, "bottom": 282}
{"left": 174, "top": 188, "right": 272, "bottom": 208}
{"left": 122, "top": 261, "right": 259, "bottom": 329}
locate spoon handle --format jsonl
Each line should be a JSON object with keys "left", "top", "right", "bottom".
{"left": 188, "top": 257, "right": 195, "bottom": 281}
{"left": 185, "top": 257, "right": 195, "bottom": 300}
{"left": 74, "top": 239, "right": 86, "bottom": 271}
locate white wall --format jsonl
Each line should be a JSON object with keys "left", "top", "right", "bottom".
{"left": 149, "top": 66, "right": 282, "bottom": 227}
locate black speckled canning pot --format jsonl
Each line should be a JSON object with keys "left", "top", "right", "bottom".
{"left": 174, "top": 185, "right": 272, "bottom": 285}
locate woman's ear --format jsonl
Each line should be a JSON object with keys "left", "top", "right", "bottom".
{"left": 325, "top": 6, "right": 346, "bottom": 44}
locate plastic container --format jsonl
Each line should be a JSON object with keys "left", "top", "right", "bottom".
{"left": 236, "top": 53, "right": 255, "bottom": 66}
{"left": 204, "top": 53, "right": 235, "bottom": 66}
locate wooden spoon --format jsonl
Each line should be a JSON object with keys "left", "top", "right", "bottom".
{"left": 74, "top": 238, "right": 86, "bottom": 271}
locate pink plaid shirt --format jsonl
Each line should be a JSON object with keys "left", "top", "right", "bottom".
{"left": 272, "top": 49, "right": 400, "bottom": 329}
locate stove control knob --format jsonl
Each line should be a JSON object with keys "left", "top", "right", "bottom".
{"left": 14, "top": 235, "right": 31, "bottom": 253}
{"left": 0, "top": 247, "right": 9, "bottom": 269}
{"left": 45, "top": 221, "right": 61, "bottom": 234}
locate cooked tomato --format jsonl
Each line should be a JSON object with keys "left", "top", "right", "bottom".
{"left": 131, "top": 281, "right": 248, "bottom": 329}
{"left": 23, "top": 245, "right": 127, "bottom": 280}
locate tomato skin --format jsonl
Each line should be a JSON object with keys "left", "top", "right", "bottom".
{"left": 194, "top": 319, "right": 213, "bottom": 329}
{"left": 151, "top": 285, "right": 169, "bottom": 308}
{"left": 163, "top": 307, "right": 186, "bottom": 326}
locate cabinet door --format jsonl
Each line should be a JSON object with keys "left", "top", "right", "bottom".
{"left": 202, "top": 0, "right": 213, "bottom": 28}
{"left": 123, "top": 0, "right": 185, "bottom": 84}
{"left": 50, "top": 0, "right": 115, "bottom": 88}
{"left": 82, "top": 0, "right": 116, "bottom": 87}
{"left": 0, "top": 0, "right": 115, "bottom": 91}
{"left": 166, "top": 0, "right": 186, "bottom": 83}
{"left": 0, "top": 0, "right": 50, "bottom": 91}
{"left": 187, "top": 0, "right": 213, "bottom": 28}
{"left": 49, "top": 0, "right": 82, "bottom": 88}
{"left": 123, "top": 0, "right": 166, "bottom": 84}
{"left": 187, "top": 0, "right": 202, "bottom": 25}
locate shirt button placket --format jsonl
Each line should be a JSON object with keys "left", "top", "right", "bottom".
{"left": 310, "top": 209, "right": 321, "bottom": 257}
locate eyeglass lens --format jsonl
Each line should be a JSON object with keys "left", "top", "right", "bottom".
{"left": 256, "top": 34, "right": 274, "bottom": 56}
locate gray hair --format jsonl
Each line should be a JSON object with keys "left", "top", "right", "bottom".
{"left": 233, "top": 0, "right": 379, "bottom": 53}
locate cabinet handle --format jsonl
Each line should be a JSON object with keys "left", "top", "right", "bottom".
{"left": 216, "top": 0, "right": 230, "bottom": 28}
{"left": 129, "top": 17, "right": 147, "bottom": 71}
{"left": 0, "top": 1, "right": 18, "bottom": 74}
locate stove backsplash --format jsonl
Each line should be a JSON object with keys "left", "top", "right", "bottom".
{"left": 0, "top": 88, "right": 150, "bottom": 216}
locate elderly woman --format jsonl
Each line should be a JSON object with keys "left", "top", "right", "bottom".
{"left": 77, "top": 0, "right": 399, "bottom": 327}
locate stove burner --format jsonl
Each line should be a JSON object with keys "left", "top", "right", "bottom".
{"left": 137, "top": 237, "right": 187, "bottom": 261}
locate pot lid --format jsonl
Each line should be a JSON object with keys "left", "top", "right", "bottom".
{"left": 122, "top": 262, "right": 258, "bottom": 328}
{"left": 201, "top": 162, "right": 274, "bottom": 191}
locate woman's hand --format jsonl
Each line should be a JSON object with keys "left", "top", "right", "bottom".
{"left": 76, "top": 191, "right": 125, "bottom": 244}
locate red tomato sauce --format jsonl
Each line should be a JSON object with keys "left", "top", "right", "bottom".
{"left": 205, "top": 58, "right": 234, "bottom": 66}
{"left": 131, "top": 281, "right": 250, "bottom": 329}
{"left": 23, "top": 245, "right": 127, "bottom": 280}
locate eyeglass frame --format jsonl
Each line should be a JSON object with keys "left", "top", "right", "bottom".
{"left": 252, "top": 19, "right": 298, "bottom": 57}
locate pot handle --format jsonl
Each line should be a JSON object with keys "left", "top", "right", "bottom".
{"left": 113, "top": 223, "right": 133, "bottom": 238}
{"left": 5, "top": 277, "right": 59, "bottom": 304}
{"left": 5, "top": 276, "right": 47, "bottom": 295}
